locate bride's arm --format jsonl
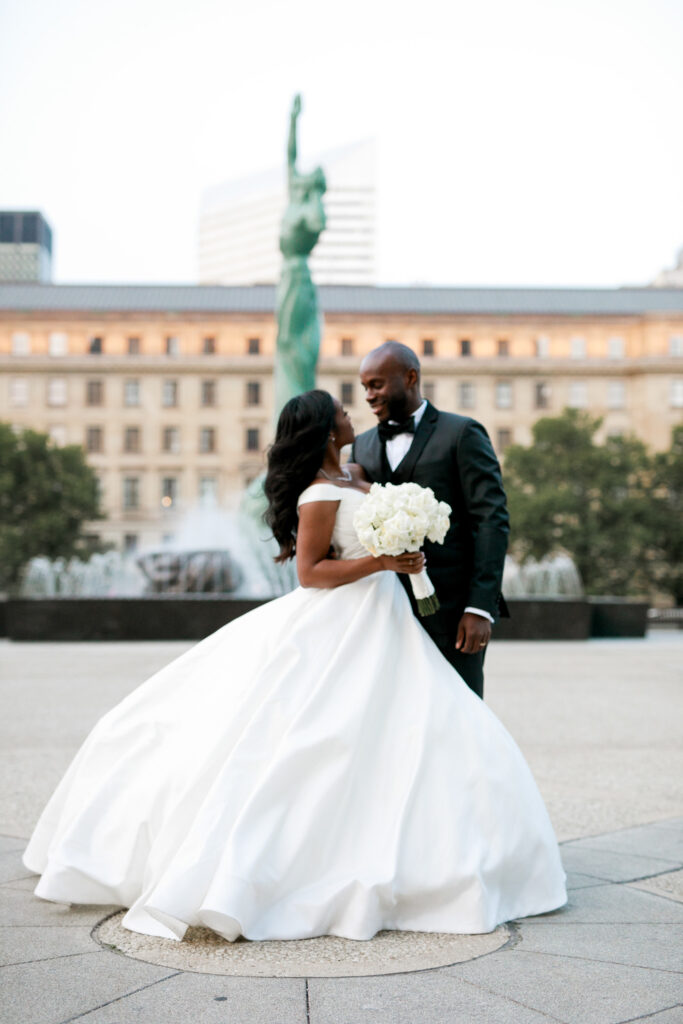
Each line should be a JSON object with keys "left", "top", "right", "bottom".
{"left": 296, "top": 500, "right": 424, "bottom": 589}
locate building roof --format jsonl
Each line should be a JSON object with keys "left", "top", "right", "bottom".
{"left": 1, "top": 283, "right": 683, "bottom": 317}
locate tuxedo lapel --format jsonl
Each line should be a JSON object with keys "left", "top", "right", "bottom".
{"left": 360, "top": 428, "right": 391, "bottom": 483}
{"left": 390, "top": 402, "right": 439, "bottom": 482}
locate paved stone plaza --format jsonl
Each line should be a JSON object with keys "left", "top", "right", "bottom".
{"left": 1, "top": 635, "right": 682, "bottom": 1023}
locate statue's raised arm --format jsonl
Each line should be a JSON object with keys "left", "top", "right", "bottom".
{"left": 275, "top": 93, "right": 327, "bottom": 417}
{"left": 287, "top": 94, "right": 302, "bottom": 184}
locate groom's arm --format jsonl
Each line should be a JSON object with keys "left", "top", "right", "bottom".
{"left": 455, "top": 420, "right": 510, "bottom": 617}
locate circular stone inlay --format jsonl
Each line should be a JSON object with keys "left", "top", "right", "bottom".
{"left": 93, "top": 911, "right": 509, "bottom": 977}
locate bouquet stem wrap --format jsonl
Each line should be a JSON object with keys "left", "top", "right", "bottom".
{"left": 353, "top": 482, "right": 452, "bottom": 619}
{"left": 409, "top": 567, "right": 440, "bottom": 617}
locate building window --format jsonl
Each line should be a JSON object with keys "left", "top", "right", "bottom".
{"left": 246, "top": 381, "right": 261, "bottom": 406}
{"left": 568, "top": 382, "right": 588, "bottom": 408}
{"left": 165, "top": 336, "right": 180, "bottom": 356}
{"left": 341, "top": 338, "right": 354, "bottom": 356}
{"left": 49, "top": 425, "right": 67, "bottom": 447}
{"left": 124, "top": 426, "right": 141, "bottom": 453}
{"left": 124, "top": 378, "right": 140, "bottom": 406}
{"left": 123, "top": 477, "right": 140, "bottom": 510}
{"left": 497, "top": 339, "right": 510, "bottom": 357}
{"left": 460, "top": 339, "right": 472, "bottom": 357}
{"left": 89, "top": 336, "right": 103, "bottom": 355}
{"left": 422, "top": 338, "right": 435, "bottom": 357}
{"left": 422, "top": 381, "right": 435, "bottom": 403}
{"left": 670, "top": 336, "right": 683, "bottom": 357}
{"left": 201, "top": 380, "right": 217, "bottom": 407}
{"left": 199, "top": 427, "right": 216, "bottom": 453}
{"left": 570, "top": 336, "right": 586, "bottom": 359}
{"left": 162, "top": 379, "right": 178, "bottom": 407}
{"left": 127, "top": 337, "right": 140, "bottom": 355}
{"left": 608, "top": 336, "right": 625, "bottom": 359}
{"left": 534, "top": 381, "right": 551, "bottom": 409}
{"left": 199, "top": 476, "right": 217, "bottom": 504}
{"left": 86, "top": 379, "right": 103, "bottom": 406}
{"left": 48, "top": 332, "right": 68, "bottom": 356}
{"left": 497, "top": 428, "right": 513, "bottom": 452}
{"left": 161, "top": 477, "right": 178, "bottom": 508}
{"left": 86, "top": 426, "right": 103, "bottom": 453}
{"left": 245, "top": 427, "right": 260, "bottom": 452}
{"left": 670, "top": 380, "right": 683, "bottom": 408}
{"left": 247, "top": 337, "right": 260, "bottom": 355}
{"left": 341, "top": 381, "right": 354, "bottom": 405}
{"left": 10, "top": 377, "right": 28, "bottom": 406}
{"left": 535, "top": 335, "right": 550, "bottom": 358}
{"left": 495, "top": 380, "right": 513, "bottom": 409}
{"left": 458, "top": 381, "right": 475, "bottom": 408}
{"left": 123, "top": 533, "right": 138, "bottom": 554}
{"left": 607, "top": 381, "right": 625, "bottom": 409}
{"left": 203, "top": 337, "right": 216, "bottom": 355}
{"left": 162, "top": 426, "right": 180, "bottom": 453}
{"left": 47, "top": 377, "right": 67, "bottom": 406}
{"left": 11, "top": 332, "right": 31, "bottom": 356}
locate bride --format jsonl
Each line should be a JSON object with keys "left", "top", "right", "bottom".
{"left": 22, "top": 389, "right": 566, "bottom": 942}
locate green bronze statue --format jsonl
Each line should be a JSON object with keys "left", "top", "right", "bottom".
{"left": 274, "top": 94, "right": 327, "bottom": 416}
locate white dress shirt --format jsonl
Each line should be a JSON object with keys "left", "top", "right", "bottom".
{"left": 384, "top": 400, "right": 494, "bottom": 625}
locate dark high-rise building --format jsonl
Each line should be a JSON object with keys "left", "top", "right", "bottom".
{"left": 0, "top": 211, "right": 53, "bottom": 282}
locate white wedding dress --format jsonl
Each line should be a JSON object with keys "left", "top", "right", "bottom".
{"left": 23, "top": 483, "right": 566, "bottom": 941}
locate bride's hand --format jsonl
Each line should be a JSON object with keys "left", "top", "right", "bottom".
{"left": 380, "top": 552, "right": 426, "bottom": 575}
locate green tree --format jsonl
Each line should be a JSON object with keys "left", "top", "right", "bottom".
{"left": 503, "top": 409, "right": 657, "bottom": 596}
{"left": 651, "top": 425, "right": 683, "bottom": 605}
{"left": 0, "top": 423, "right": 103, "bottom": 591}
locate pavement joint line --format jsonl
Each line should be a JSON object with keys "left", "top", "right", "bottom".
{"left": 624, "top": 885, "right": 683, "bottom": 909}
{"left": 0, "top": 948, "right": 103, "bottom": 969}
{"left": 305, "top": 977, "right": 310, "bottom": 1023}
{"left": 54, "top": 970, "right": 184, "bottom": 1024}
{"left": 559, "top": 865, "right": 683, "bottom": 886}
{"left": 614, "top": 1003, "right": 683, "bottom": 1024}
{"left": 562, "top": 844, "right": 683, "bottom": 867}
{"left": 452, "top": 972, "right": 567, "bottom": 1024}
{"left": 511, "top": 946, "right": 683, "bottom": 976}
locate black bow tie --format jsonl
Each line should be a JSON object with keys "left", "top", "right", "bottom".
{"left": 378, "top": 416, "right": 415, "bottom": 443}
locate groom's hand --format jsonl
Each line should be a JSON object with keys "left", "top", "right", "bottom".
{"left": 455, "top": 612, "right": 492, "bottom": 654}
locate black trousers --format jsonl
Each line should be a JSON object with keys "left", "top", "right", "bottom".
{"left": 430, "top": 631, "right": 485, "bottom": 699}
{"left": 397, "top": 576, "right": 486, "bottom": 699}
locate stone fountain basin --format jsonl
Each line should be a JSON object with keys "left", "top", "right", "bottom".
{"left": 2, "top": 596, "right": 648, "bottom": 641}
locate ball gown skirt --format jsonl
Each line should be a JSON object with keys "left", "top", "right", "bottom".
{"left": 22, "top": 484, "right": 567, "bottom": 941}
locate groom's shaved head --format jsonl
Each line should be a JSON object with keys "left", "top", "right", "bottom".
{"left": 362, "top": 341, "right": 421, "bottom": 378}
{"left": 359, "top": 341, "right": 423, "bottom": 422}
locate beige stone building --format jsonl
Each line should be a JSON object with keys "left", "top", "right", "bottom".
{"left": 1, "top": 283, "right": 682, "bottom": 552}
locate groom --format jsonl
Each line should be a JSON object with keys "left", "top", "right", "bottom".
{"left": 351, "top": 341, "right": 510, "bottom": 698}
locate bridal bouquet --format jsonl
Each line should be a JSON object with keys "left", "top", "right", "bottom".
{"left": 353, "top": 482, "right": 451, "bottom": 616}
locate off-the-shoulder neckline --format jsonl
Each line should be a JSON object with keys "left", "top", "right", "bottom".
{"left": 306, "top": 480, "right": 368, "bottom": 494}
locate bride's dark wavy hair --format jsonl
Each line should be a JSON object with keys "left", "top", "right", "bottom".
{"left": 264, "top": 389, "right": 337, "bottom": 563}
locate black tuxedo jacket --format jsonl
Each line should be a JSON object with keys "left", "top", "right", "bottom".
{"left": 351, "top": 403, "right": 510, "bottom": 628}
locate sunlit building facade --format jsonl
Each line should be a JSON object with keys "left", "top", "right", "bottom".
{"left": 1, "top": 282, "right": 682, "bottom": 551}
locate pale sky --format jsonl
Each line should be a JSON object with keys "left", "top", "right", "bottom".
{"left": 1, "top": 0, "right": 682, "bottom": 288}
